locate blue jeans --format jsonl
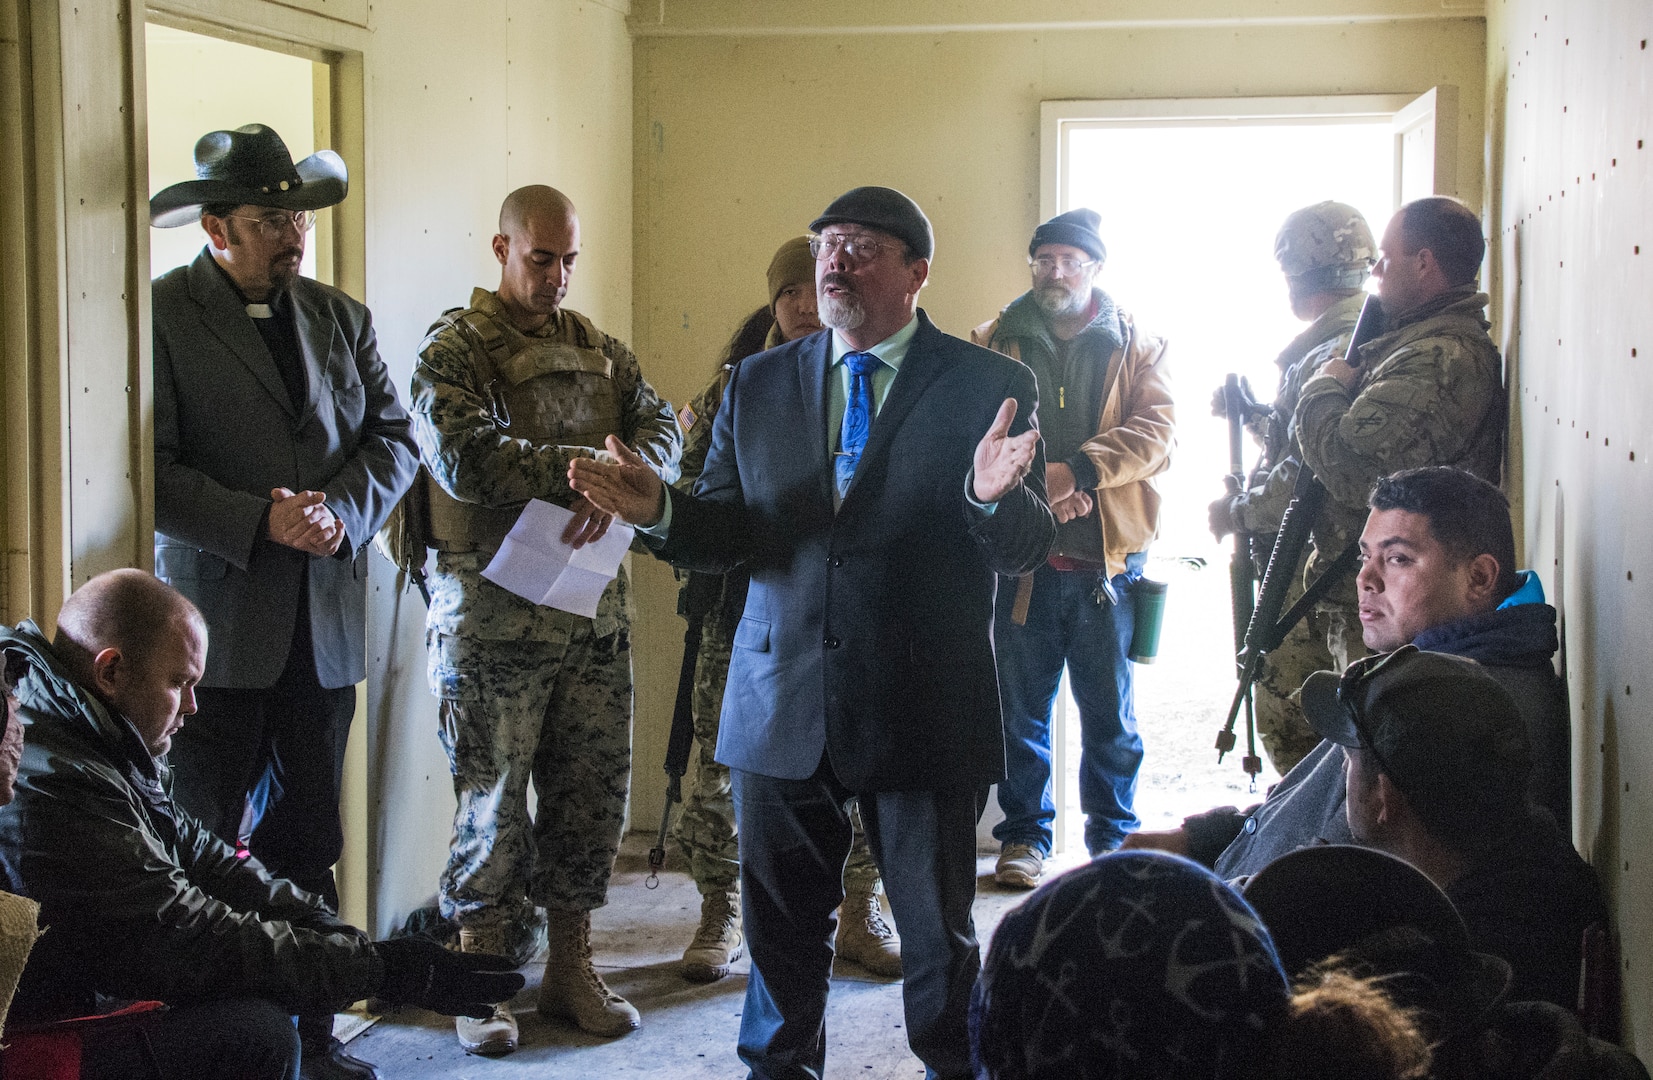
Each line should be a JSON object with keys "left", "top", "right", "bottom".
{"left": 993, "top": 558, "right": 1144, "bottom": 856}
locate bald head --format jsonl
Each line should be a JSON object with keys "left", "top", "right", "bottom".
{"left": 53, "top": 570, "right": 207, "bottom": 757}
{"left": 499, "top": 185, "right": 576, "bottom": 239}
{"left": 55, "top": 569, "right": 201, "bottom": 669}
{"left": 493, "top": 185, "right": 581, "bottom": 331}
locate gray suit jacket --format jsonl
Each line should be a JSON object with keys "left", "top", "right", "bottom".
{"left": 152, "top": 249, "right": 418, "bottom": 689}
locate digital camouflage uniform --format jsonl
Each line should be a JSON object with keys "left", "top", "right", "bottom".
{"left": 411, "top": 288, "right": 681, "bottom": 929}
{"left": 1295, "top": 285, "right": 1505, "bottom": 659}
{"left": 672, "top": 364, "right": 881, "bottom": 898}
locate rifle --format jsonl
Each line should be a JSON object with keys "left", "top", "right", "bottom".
{"left": 1215, "top": 294, "right": 1385, "bottom": 779}
{"left": 1220, "top": 375, "right": 1262, "bottom": 785}
{"left": 645, "top": 570, "right": 725, "bottom": 888}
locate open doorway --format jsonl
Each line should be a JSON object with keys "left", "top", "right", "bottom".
{"left": 1028, "top": 95, "right": 1435, "bottom": 855}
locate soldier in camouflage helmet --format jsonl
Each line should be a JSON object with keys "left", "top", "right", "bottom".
{"left": 409, "top": 185, "right": 681, "bottom": 1053}
{"left": 673, "top": 237, "right": 901, "bottom": 984}
{"left": 1295, "top": 196, "right": 1504, "bottom": 677}
{"left": 1209, "top": 201, "right": 1374, "bottom": 773}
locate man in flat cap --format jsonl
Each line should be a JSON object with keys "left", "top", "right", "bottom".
{"left": 972, "top": 208, "right": 1174, "bottom": 886}
{"left": 570, "top": 185, "right": 1055, "bottom": 1078}
{"left": 148, "top": 123, "right": 418, "bottom": 1080}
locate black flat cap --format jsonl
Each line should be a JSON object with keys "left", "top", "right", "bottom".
{"left": 809, "top": 186, "right": 933, "bottom": 260}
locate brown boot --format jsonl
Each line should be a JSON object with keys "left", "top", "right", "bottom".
{"left": 537, "top": 909, "right": 640, "bottom": 1037}
{"left": 453, "top": 925, "right": 519, "bottom": 1055}
{"left": 681, "top": 886, "right": 743, "bottom": 982}
{"left": 836, "top": 886, "right": 902, "bottom": 978}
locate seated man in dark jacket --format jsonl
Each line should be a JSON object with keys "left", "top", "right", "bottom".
{"left": 0, "top": 569, "right": 523, "bottom": 1080}
{"left": 1126, "top": 468, "right": 1589, "bottom": 1001}
{"left": 1130, "top": 466, "right": 1568, "bottom": 869}
{"left": 1300, "top": 647, "right": 1603, "bottom": 1007}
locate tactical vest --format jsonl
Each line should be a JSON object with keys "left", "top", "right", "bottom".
{"left": 425, "top": 289, "right": 624, "bottom": 553}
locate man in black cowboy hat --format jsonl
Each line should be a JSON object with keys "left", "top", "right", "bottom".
{"left": 148, "top": 123, "right": 418, "bottom": 1080}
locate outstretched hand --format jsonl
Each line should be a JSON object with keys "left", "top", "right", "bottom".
{"left": 567, "top": 436, "right": 666, "bottom": 537}
{"left": 972, "top": 398, "right": 1039, "bottom": 504}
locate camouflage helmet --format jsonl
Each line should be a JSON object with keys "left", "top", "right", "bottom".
{"left": 1274, "top": 201, "right": 1375, "bottom": 292}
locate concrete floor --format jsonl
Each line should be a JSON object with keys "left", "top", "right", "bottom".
{"left": 342, "top": 832, "right": 1087, "bottom": 1079}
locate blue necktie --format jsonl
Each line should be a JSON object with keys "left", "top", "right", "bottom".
{"left": 836, "top": 351, "right": 880, "bottom": 498}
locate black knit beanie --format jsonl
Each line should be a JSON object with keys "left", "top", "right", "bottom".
{"left": 1029, "top": 208, "right": 1106, "bottom": 263}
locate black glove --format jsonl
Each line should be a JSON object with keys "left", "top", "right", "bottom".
{"left": 374, "top": 936, "right": 525, "bottom": 1019}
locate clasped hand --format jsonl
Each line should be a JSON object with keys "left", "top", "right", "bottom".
{"left": 268, "top": 488, "right": 344, "bottom": 556}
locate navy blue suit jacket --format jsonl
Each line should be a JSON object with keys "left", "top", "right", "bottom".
{"left": 654, "top": 311, "right": 1055, "bottom": 791}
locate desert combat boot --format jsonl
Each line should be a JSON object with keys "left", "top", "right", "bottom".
{"left": 835, "top": 885, "right": 903, "bottom": 977}
{"left": 680, "top": 885, "right": 743, "bottom": 982}
{"left": 538, "top": 909, "right": 641, "bottom": 1037}
{"left": 453, "top": 925, "right": 520, "bottom": 1055}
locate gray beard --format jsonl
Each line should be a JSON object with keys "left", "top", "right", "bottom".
{"left": 1035, "top": 283, "right": 1087, "bottom": 316}
{"left": 820, "top": 292, "right": 866, "bottom": 331}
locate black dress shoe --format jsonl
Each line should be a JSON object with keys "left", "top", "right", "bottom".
{"left": 299, "top": 1035, "right": 381, "bottom": 1080}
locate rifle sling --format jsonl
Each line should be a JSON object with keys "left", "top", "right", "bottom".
{"left": 1269, "top": 541, "right": 1362, "bottom": 645}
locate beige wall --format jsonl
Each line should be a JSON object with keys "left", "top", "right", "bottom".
{"left": 1, "top": 0, "right": 152, "bottom": 629}
{"left": 1487, "top": 0, "right": 1653, "bottom": 1053}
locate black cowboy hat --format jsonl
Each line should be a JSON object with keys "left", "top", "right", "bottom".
{"left": 149, "top": 123, "right": 348, "bottom": 228}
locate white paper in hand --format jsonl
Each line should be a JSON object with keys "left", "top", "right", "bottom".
{"left": 481, "top": 499, "right": 635, "bottom": 618}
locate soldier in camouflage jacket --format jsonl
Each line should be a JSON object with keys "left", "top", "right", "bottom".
{"left": 1294, "top": 197, "right": 1505, "bottom": 666}
{"left": 408, "top": 186, "right": 679, "bottom": 1050}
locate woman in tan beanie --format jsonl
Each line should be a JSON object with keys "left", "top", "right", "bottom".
{"left": 670, "top": 238, "right": 903, "bottom": 984}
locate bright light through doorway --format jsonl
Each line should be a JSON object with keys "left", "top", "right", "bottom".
{"left": 1056, "top": 118, "right": 1395, "bottom": 845}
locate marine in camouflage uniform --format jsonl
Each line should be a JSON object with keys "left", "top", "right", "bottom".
{"left": 673, "top": 237, "right": 899, "bottom": 982}
{"left": 1212, "top": 202, "right": 1374, "bottom": 773}
{"left": 409, "top": 186, "right": 680, "bottom": 1049}
{"left": 1295, "top": 197, "right": 1504, "bottom": 667}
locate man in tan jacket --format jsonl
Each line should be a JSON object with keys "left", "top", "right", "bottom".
{"left": 973, "top": 208, "right": 1174, "bottom": 884}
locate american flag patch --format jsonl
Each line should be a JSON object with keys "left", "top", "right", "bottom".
{"left": 678, "top": 403, "right": 697, "bottom": 431}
